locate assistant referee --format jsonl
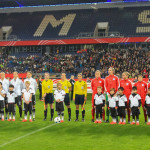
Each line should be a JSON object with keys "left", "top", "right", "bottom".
{"left": 42, "top": 72, "right": 54, "bottom": 121}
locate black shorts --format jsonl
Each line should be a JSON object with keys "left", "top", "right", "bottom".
{"left": 8, "top": 103, "right": 15, "bottom": 113}
{"left": 64, "top": 93, "right": 70, "bottom": 106}
{"left": 75, "top": 94, "right": 84, "bottom": 105}
{"left": 56, "top": 102, "right": 64, "bottom": 112}
{"left": 146, "top": 106, "right": 150, "bottom": 116}
{"left": 15, "top": 96, "right": 22, "bottom": 106}
{"left": 32, "top": 95, "right": 36, "bottom": 105}
{"left": 110, "top": 107, "right": 117, "bottom": 118}
{"left": 24, "top": 102, "right": 32, "bottom": 113}
{"left": 131, "top": 107, "right": 140, "bottom": 116}
{"left": 118, "top": 106, "right": 126, "bottom": 117}
{"left": 0, "top": 101, "right": 4, "bottom": 110}
{"left": 45, "top": 93, "right": 54, "bottom": 104}
{"left": 96, "top": 104, "right": 103, "bottom": 114}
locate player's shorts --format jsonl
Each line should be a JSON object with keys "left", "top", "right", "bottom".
{"left": 64, "top": 93, "right": 70, "bottom": 106}
{"left": 56, "top": 102, "right": 64, "bottom": 112}
{"left": 110, "top": 107, "right": 117, "bottom": 118}
{"left": 8, "top": 103, "right": 15, "bottom": 113}
{"left": 0, "top": 100, "right": 4, "bottom": 110}
{"left": 45, "top": 93, "right": 54, "bottom": 104}
{"left": 32, "top": 95, "right": 36, "bottom": 105}
{"left": 118, "top": 106, "right": 126, "bottom": 117}
{"left": 15, "top": 96, "right": 22, "bottom": 106}
{"left": 95, "top": 104, "right": 103, "bottom": 114}
{"left": 75, "top": 94, "right": 84, "bottom": 105}
{"left": 131, "top": 107, "right": 140, "bottom": 116}
{"left": 146, "top": 106, "right": 150, "bottom": 116}
{"left": 24, "top": 102, "right": 32, "bottom": 113}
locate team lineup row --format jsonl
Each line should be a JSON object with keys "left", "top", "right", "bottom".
{"left": 0, "top": 67, "right": 150, "bottom": 125}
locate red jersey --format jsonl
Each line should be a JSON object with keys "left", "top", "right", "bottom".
{"left": 104, "top": 75, "right": 119, "bottom": 94}
{"left": 134, "top": 81, "right": 147, "bottom": 100}
{"left": 91, "top": 77, "right": 104, "bottom": 94}
{"left": 120, "top": 79, "right": 132, "bottom": 99}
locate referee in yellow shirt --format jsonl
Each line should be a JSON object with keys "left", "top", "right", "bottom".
{"left": 73, "top": 73, "right": 87, "bottom": 122}
{"left": 59, "top": 73, "right": 72, "bottom": 121}
{"left": 42, "top": 73, "right": 54, "bottom": 121}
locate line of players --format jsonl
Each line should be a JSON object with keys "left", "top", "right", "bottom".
{"left": 0, "top": 68, "right": 150, "bottom": 124}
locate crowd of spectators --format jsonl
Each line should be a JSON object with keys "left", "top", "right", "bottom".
{"left": 0, "top": 46, "right": 150, "bottom": 79}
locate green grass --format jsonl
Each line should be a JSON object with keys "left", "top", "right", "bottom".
{"left": 0, "top": 92, "right": 150, "bottom": 150}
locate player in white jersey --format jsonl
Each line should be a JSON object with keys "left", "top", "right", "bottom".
{"left": 7, "top": 85, "right": 17, "bottom": 121}
{"left": 10, "top": 72, "right": 23, "bottom": 120}
{"left": 54, "top": 82, "right": 66, "bottom": 123}
{"left": 129, "top": 86, "right": 141, "bottom": 125}
{"left": 108, "top": 88, "right": 119, "bottom": 124}
{"left": 24, "top": 71, "right": 37, "bottom": 121}
{"left": 0, "top": 82, "right": 6, "bottom": 121}
{"left": 0, "top": 72, "right": 9, "bottom": 120}
{"left": 94, "top": 86, "right": 105, "bottom": 124}
{"left": 117, "top": 87, "right": 127, "bottom": 125}
{"left": 22, "top": 81, "right": 34, "bottom": 122}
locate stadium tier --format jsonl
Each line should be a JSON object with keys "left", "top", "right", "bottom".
{"left": 1, "top": 6, "right": 150, "bottom": 41}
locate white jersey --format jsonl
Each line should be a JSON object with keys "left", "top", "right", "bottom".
{"left": 24, "top": 78, "right": 37, "bottom": 95}
{"left": 54, "top": 89, "right": 66, "bottom": 102}
{"left": 129, "top": 94, "right": 141, "bottom": 108}
{"left": 108, "top": 95, "right": 118, "bottom": 108}
{"left": 10, "top": 78, "right": 23, "bottom": 96}
{"left": 0, "top": 89, "right": 6, "bottom": 101}
{"left": 0, "top": 78, "right": 9, "bottom": 93}
{"left": 22, "top": 88, "right": 34, "bottom": 102}
{"left": 7, "top": 91, "right": 17, "bottom": 103}
{"left": 145, "top": 95, "right": 150, "bottom": 105}
{"left": 118, "top": 95, "right": 127, "bottom": 107}
{"left": 94, "top": 94, "right": 105, "bottom": 105}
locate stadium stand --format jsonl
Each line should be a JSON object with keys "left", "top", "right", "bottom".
{"left": 0, "top": 6, "right": 150, "bottom": 40}
{"left": 0, "top": 46, "right": 150, "bottom": 79}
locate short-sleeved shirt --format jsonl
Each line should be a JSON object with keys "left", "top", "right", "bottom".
{"left": 118, "top": 95, "right": 127, "bottom": 107}
{"left": 22, "top": 88, "right": 34, "bottom": 102}
{"left": 54, "top": 89, "right": 66, "bottom": 102}
{"left": 129, "top": 94, "right": 141, "bottom": 108}
{"left": 7, "top": 92, "right": 17, "bottom": 103}
{"left": 108, "top": 96, "right": 118, "bottom": 108}
{"left": 94, "top": 94, "right": 105, "bottom": 105}
{"left": 0, "top": 89, "right": 6, "bottom": 101}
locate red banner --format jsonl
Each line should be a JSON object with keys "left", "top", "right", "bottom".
{"left": 0, "top": 37, "right": 150, "bottom": 46}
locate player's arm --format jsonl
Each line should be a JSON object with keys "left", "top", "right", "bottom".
{"left": 29, "top": 93, "right": 33, "bottom": 103}
{"left": 0, "top": 91, "right": 5, "bottom": 97}
{"left": 84, "top": 82, "right": 87, "bottom": 101}
{"left": 22, "top": 93, "right": 27, "bottom": 104}
{"left": 42, "top": 81, "right": 45, "bottom": 99}
{"left": 34, "top": 79, "right": 38, "bottom": 92}
{"left": 20, "top": 80, "right": 24, "bottom": 91}
{"left": 50, "top": 80, "right": 53, "bottom": 93}
{"left": 104, "top": 78, "right": 108, "bottom": 93}
{"left": 68, "top": 81, "right": 72, "bottom": 92}
{"left": 73, "top": 82, "right": 76, "bottom": 101}
{"left": 138, "top": 95, "right": 141, "bottom": 109}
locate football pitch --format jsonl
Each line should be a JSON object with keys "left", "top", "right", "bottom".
{"left": 0, "top": 92, "right": 150, "bottom": 150}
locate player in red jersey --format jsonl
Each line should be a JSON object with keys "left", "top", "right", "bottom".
{"left": 91, "top": 70, "right": 104, "bottom": 122}
{"left": 134, "top": 75, "right": 148, "bottom": 123}
{"left": 104, "top": 67, "right": 120, "bottom": 122}
{"left": 120, "top": 72, "right": 132, "bottom": 123}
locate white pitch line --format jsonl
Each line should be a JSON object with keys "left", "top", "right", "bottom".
{"left": 0, "top": 123, "right": 56, "bottom": 148}
{"left": 0, "top": 109, "right": 91, "bottom": 148}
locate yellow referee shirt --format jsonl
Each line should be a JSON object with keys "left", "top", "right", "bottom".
{"left": 59, "top": 80, "right": 71, "bottom": 93}
{"left": 42, "top": 79, "right": 53, "bottom": 97}
{"left": 73, "top": 80, "right": 87, "bottom": 99}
